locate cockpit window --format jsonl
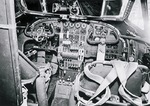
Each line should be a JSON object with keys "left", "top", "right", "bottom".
{"left": 25, "top": 0, "right": 42, "bottom": 11}
{"left": 148, "top": 1, "right": 150, "bottom": 28}
{"left": 78, "top": 0, "right": 103, "bottom": 16}
{"left": 19, "top": 0, "right": 133, "bottom": 21}
{"left": 103, "top": 0, "right": 122, "bottom": 15}
{"left": 148, "top": 1, "right": 150, "bottom": 17}
{"left": 128, "top": 0, "right": 144, "bottom": 30}
{"left": 78, "top": 0, "right": 125, "bottom": 16}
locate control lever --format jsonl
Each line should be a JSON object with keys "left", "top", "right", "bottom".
{"left": 96, "top": 37, "right": 106, "bottom": 61}
{"left": 86, "top": 31, "right": 106, "bottom": 61}
{"left": 87, "top": 32, "right": 106, "bottom": 61}
{"left": 66, "top": 31, "right": 69, "bottom": 39}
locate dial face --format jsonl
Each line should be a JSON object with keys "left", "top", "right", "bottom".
{"left": 75, "top": 23, "right": 81, "bottom": 28}
{"left": 81, "top": 23, "right": 87, "bottom": 29}
{"left": 69, "top": 23, "right": 75, "bottom": 28}
{"left": 64, "top": 22, "right": 69, "bottom": 27}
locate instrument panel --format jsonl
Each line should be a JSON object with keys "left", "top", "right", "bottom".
{"left": 105, "top": 41, "right": 124, "bottom": 60}
{"left": 25, "top": 18, "right": 120, "bottom": 44}
{"left": 23, "top": 18, "right": 126, "bottom": 80}
{"left": 24, "top": 18, "right": 125, "bottom": 60}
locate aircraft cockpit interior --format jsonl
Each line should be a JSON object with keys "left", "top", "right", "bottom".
{"left": 1, "top": 0, "right": 150, "bottom": 106}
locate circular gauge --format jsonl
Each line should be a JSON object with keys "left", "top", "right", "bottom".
{"left": 75, "top": 23, "right": 81, "bottom": 28}
{"left": 64, "top": 22, "right": 69, "bottom": 27}
{"left": 81, "top": 23, "right": 87, "bottom": 29}
{"left": 69, "top": 23, "right": 74, "bottom": 28}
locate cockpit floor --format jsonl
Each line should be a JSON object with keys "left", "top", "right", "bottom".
{"left": 47, "top": 74, "right": 70, "bottom": 106}
{"left": 51, "top": 98, "right": 69, "bottom": 106}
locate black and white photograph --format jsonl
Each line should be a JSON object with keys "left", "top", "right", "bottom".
{"left": 0, "top": 0, "right": 150, "bottom": 106}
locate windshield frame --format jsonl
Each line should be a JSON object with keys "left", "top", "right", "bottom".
{"left": 16, "top": 0, "right": 134, "bottom": 21}
{"left": 101, "top": 0, "right": 129, "bottom": 18}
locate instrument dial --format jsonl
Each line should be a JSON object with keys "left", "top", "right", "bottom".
{"left": 69, "top": 23, "right": 75, "bottom": 28}
{"left": 81, "top": 23, "right": 87, "bottom": 29}
{"left": 75, "top": 23, "right": 81, "bottom": 28}
{"left": 64, "top": 22, "right": 69, "bottom": 27}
